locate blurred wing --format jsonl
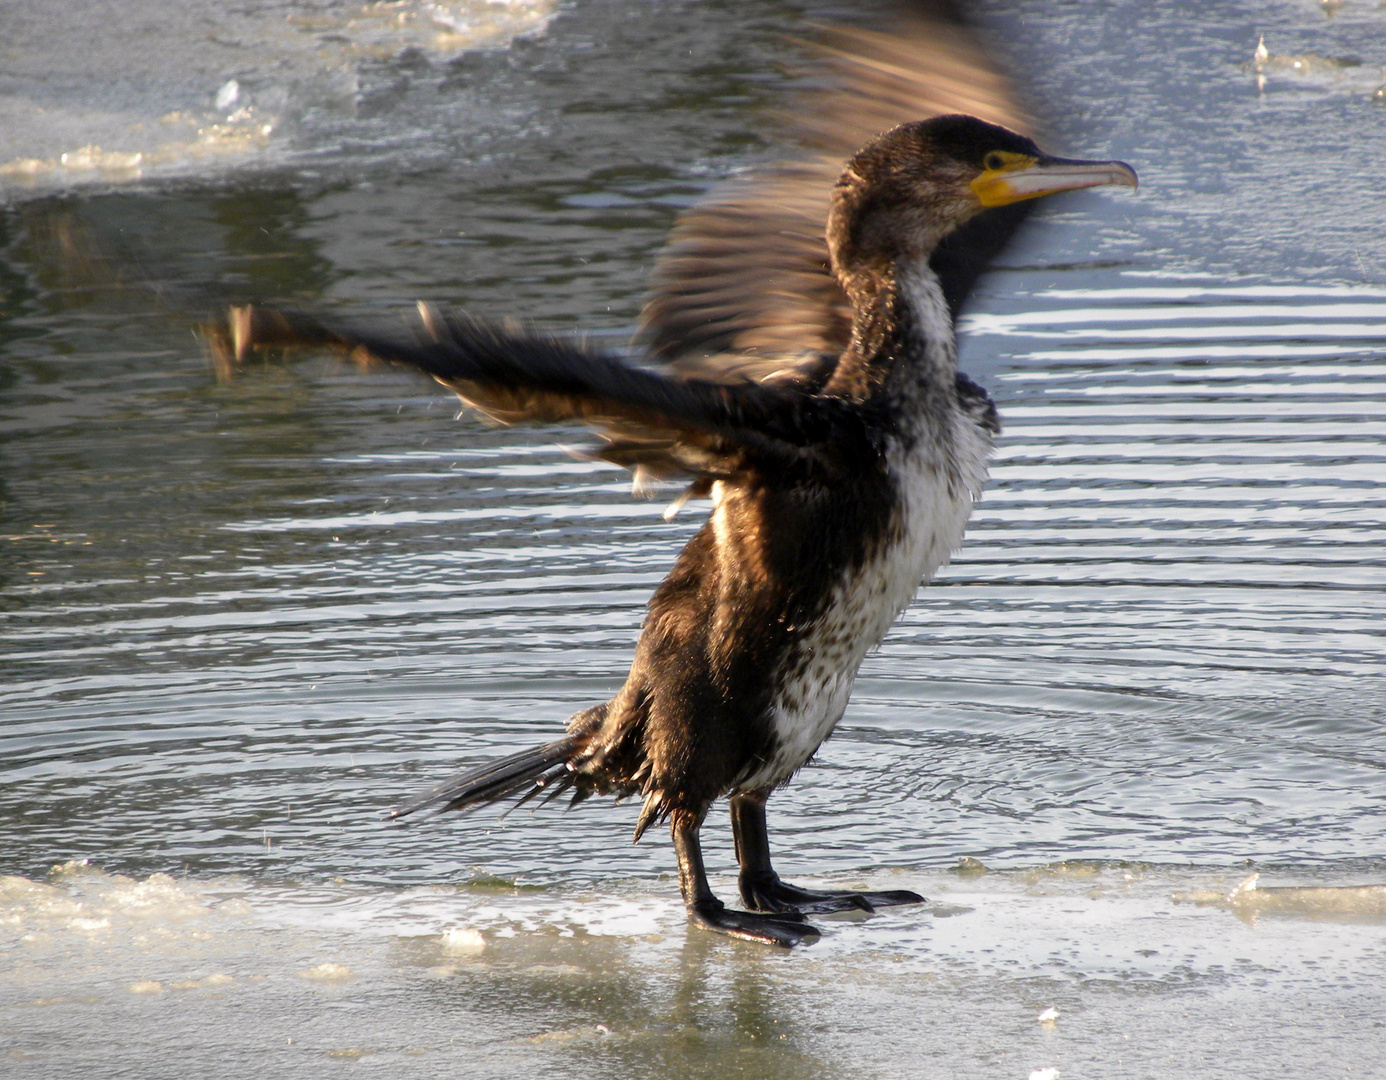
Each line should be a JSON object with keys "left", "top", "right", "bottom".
{"left": 222, "top": 303, "right": 868, "bottom": 486}
{"left": 640, "top": 0, "right": 1037, "bottom": 381}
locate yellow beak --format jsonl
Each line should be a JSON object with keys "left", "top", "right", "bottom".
{"left": 971, "top": 156, "right": 1138, "bottom": 208}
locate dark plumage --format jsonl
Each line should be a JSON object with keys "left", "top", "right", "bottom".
{"left": 224, "top": 5, "right": 1135, "bottom": 947}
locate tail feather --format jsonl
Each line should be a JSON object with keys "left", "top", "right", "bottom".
{"left": 388, "top": 736, "right": 581, "bottom": 820}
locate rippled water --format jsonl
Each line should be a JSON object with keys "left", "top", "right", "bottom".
{"left": 3, "top": 0, "right": 1385, "bottom": 1077}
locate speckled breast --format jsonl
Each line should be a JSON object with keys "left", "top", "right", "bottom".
{"left": 735, "top": 406, "right": 994, "bottom": 794}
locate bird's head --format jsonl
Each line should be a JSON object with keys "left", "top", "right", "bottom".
{"left": 826, "top": 114, "right": 1136, "bottom": 286}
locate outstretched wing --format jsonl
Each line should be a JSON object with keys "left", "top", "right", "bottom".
{"left": 221, "top": 303, "right": 874, "bottom": 488}
{"left": 640, "top": 0, "right": 1037, "bottom": 383}
{"left": 218, "top": 3, "right": 1022, "bottom": 497}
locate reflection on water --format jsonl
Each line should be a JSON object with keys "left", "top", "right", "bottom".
{"left": 2, "top": 0, "right": 1385, "bottom": 1076}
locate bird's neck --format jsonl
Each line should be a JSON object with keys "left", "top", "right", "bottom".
{"left": 830, "top": 258, "right": 956, "bottom": 399}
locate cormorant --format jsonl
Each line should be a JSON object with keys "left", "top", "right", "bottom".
{"left": 224, "top": 5, "right": 1136, "bottom": 947}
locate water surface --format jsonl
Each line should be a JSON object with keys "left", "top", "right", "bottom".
{"left": 2, "top": 1, "right": 1384, "bottom": 1077}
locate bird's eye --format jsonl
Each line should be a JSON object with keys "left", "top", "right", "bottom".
{"left": 983, "top": 152, "right": 1008, "bottom": 171}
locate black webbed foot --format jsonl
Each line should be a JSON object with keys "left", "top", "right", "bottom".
{"left": 688, "top": 896, "right": 820, "bottom": 948}
{"left": 740, "top": 871, "right": 925, "bottom": 915}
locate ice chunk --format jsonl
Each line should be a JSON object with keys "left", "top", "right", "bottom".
{"left": 297, "top": 962, "right": 354, "bottom": 981}
{"left": 440, "top": 927, "right": 485, "bottom": 954}
{"left": 215, "top": 80, "right": 240, "bottom": 112}
{"left": 1174, "top": 874, "right": 1386, "bottom": 922}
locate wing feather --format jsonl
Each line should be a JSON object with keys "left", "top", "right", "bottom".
{"left": 223, "top": 303, "right": 872, "bottom": 485}
{"left": 640, "top": 0, "right": 1037, "bottom": 380}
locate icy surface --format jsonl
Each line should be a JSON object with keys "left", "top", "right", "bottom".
{"left": 3, "top": 861, "right": 1384, "bottom": 1078}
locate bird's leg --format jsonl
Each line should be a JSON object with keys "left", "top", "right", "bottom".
{"left": 670, "top": 805, "right": 819, "bottom": 948}
{"left": 729, "top": 790, "right": 925, "bottom": 915}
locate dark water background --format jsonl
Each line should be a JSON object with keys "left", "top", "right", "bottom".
{"left": 2, "top": 1, "right": 1384, "bottom": 1077}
